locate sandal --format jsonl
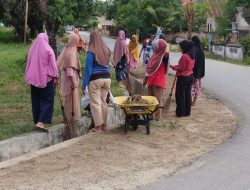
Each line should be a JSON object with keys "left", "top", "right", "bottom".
{"left": 35, "top": 123, "right": 49, "bottom": 132}
{"left": 150, "top": 120, "right": 160, "bottom": 124}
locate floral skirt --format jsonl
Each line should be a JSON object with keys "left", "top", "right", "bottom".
{"left": 192, "top": 78, "right": 201, "bottom": 97}
{"left": 129, "top": 53, "right": 137, "bottom": 69}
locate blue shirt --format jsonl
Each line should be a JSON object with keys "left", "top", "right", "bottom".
{"left": 82, "top": 52, "right": 109, "bottom": 89}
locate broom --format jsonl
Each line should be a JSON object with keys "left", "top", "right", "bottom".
{"left": 69, "top": 93, "right": 77, "bottom": 138}
{"left": 163, "top": 74, "right": 177, "bottom": 113}
{"left": 56, "top": 85, "right": 72, "bottom": 139}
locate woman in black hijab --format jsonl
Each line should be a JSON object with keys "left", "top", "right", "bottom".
{"left": 170, "top": 40, "right": 195, "bottom": 117}
{"left": 191, "top": 36, "right": 205, "bottom": 106}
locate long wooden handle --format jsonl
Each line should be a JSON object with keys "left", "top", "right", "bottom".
{"left": 170, "top": 74, "right": 177, "bottom": 95}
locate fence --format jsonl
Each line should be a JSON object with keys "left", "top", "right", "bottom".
{"left": 211, "top": 44, "right": 244, "bottom": 61}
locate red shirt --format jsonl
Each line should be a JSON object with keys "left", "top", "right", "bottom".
{"left": 147, "top": 62, "right": 167, "bottom": 89}
{"left": 172, "top": 54, "right": 195, "bottom": 76}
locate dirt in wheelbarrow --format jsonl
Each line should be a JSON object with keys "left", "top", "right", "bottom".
{"left": 0, "top": 75, "right": 238, "bottom": 190}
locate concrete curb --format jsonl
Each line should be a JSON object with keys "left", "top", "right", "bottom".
{"left": 0, "top": 108, "right": 124, "bottom": 162}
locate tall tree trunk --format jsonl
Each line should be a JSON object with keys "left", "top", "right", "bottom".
{"left": 24, "top": 0, "right": 29, "bottom": 43}
{"left": 184, "top": 2, "right": 195, "bottom": 39}
{"left": 39, "top": 0, "right": 58, "bottom": 58}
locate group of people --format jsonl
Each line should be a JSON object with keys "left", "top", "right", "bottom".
{"left": 25, "top": 32, "right": 82, "bottom": 132}
{"left": 24, "top": 28, "right": 205, "bottom": 133}
{"left": 141, "top": 31, "right": 205, "bottom": 121}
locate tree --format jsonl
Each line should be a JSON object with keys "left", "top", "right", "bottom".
{"left": 39, "top": 0, "right": 76, "bottom": 57}
{"left": 114, "top": 0, "right": 187, "bottom": 40}
{"left": 216, "top": 0, "right": 250, "bottom": 37}
{"left": 72, "top": 0, "right": 96, "bottom": 29}
{"left": 111, "top": 0, "right": 208, "bottom": 40}
{"left": 0, "top": 0, "right": 44, "bottom": 41}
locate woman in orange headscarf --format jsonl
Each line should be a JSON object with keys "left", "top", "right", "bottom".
{"left": 57, "top": 33, "right": 81, "bottom": 134}
{"left": 128, "top": 35, "right": 139, "bottom": 69}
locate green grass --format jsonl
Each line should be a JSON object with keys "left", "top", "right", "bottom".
{"left": 0, "top": 44, "right": 123, "bottom": 141}
{"left": 0, "top": 27, "right": 16, "bottom": 43}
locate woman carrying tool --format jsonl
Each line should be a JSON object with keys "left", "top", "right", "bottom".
{"left": 128, "top": 35, "right": 139, "bottom": 70}
{"left": 146, "top": 39, "right": 169, "bottom": 123}
{"left": 170, "top": 40, "right": 195, "bottom": 117}
{"left": 191, "top": 36, "right": 205, "bottom": 106}
{"left": 82, "top": 30, "right": 111, "bottom": 132}
{"left": 139, "top": 34, "right": 153, "bottom": 67}
{"left": 25, "top": 33, "right": 58, "bottom": 132}
{"left": 57, "top": 33, "right": 81, "bottom": 136}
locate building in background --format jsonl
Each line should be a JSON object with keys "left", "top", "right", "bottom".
{"left": 97, "top": 16, "right": 114, "bottom": 36}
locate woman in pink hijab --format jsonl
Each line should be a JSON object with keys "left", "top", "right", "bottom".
{"left": 113, "top": 30, "right": 132, "bottom": 95}
{"left": 25, "top": 33, "right": 58, "bottom": 132}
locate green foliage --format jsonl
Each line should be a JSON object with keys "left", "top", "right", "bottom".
{"left": 193, "top": 1, "right": 209, "bottom": 32}
{"left": 57, "top": 26, "right": 66, "bottom": 37}
{"left": 47, "top": 0, "right": 76, "bottom": 26}
{"left": 200, "top": 37, "right": 208, "bottom": 51}
{"left": 72, "top": 0, "right": 96, "bottom": 29}
{"left": 215, "top": 17, "right": 231, "bottom": 37}
{"left": 111, "top": 0, "right": 208, "bottom": 40}
{"left": 0, "top": 27, "right": 15, "bottom": 43}
{"left": 0, "top": 0, "right": 44, "bottom": 41}
{"left": 240, "top": 35, "right": 250, "bottom": 53}
{"left": 244, "top": 56, "right": 250, "bottom": 65}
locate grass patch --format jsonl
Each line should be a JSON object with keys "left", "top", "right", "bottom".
{"left": 0, "top": 44, "right": 123, "bottom": 141}
{"left": 0, "top": 27, "right": 16, "bottom": 43}
{"left": 205, "top": 52, "right": 250, "bottom": 66}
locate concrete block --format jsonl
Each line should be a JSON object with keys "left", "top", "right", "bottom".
{"left": 0, "top": 108, "right": 124, "bottom": 162}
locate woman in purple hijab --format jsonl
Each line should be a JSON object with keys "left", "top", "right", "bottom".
{"left": 25, "top": 33, "right": 58, "bottom": 132}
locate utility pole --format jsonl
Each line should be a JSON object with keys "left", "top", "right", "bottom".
{"left": 24, "top": 0, "right": 29, "bottom": 44}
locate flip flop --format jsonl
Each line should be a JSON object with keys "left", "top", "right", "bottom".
{"left": 35, "top": 123, "right": 49, "bottom": 132}
{"left": 150, "top": 120, "right": 160, "bottom": 124}
{"left": 35, "top": 126, "right": 49, "bottom": 132}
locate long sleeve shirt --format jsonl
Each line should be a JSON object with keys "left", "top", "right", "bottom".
{"left": 82, "top": 52, "right": 109, "bottom": 90}
{"left": 171, "top": 54, "right": 195, "bottom": 76}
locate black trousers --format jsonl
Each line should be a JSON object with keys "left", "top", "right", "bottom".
{"left": 175, "top": 75, "right": 193, "bottom": 117}
{"left": 31, "top": 80, "right": 55, "bottom": 124}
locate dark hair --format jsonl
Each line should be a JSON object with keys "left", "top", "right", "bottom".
{"left": 191, "top": 36, "right": 201, "bottom": 48}
{"left": 179, "top": 40, "right": 195, "bottom": 59}
{"left": 159, "top": 33, "right": 166, "bottom": 41}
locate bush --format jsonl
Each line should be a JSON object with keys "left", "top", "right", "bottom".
{"left": 57, "top": 26, "right": 66, "bottom": 37}
{"left": 244, "top": 55, "right": 250, "bottom": 65}
{"left": 240, "top": 35, "right": 250, "bottom": 53}
{"left": 200, "top": 37, "right": 208, "bottom": 51}
{"left": 0, "top": 27, "right": 16, "bottom": 43}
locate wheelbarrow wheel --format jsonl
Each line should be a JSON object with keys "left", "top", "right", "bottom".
{"left": 132, "top": 125, "right": 138, "bottom": 131}
{"left": 124, "top": 119, "right": 129, "bottom": 134}
{"left": 146, "top": 123, "right": 150, "bottom": 135}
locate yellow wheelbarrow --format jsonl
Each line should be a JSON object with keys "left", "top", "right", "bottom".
{"left": 114, "top": 96, "right": 161, "bottom": 135}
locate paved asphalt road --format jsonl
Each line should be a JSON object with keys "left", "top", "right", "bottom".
{"left": 138, "top": 55, "right": 250, "bottom": 190}
{"left": 81, "top": 31, "right": 250, "bottom": 190}
{"left": 80, "top": 31, "right": 115, "bottom": 51}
